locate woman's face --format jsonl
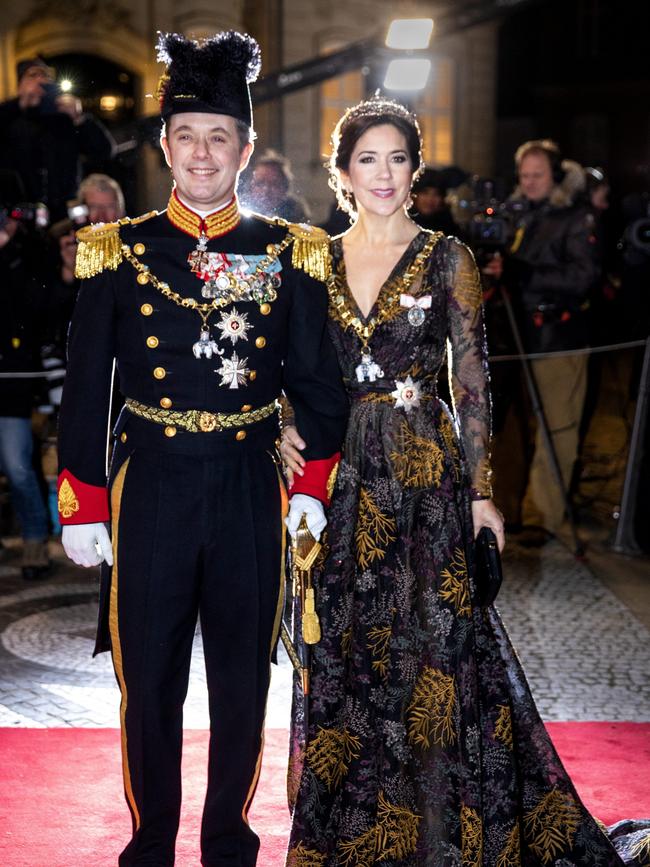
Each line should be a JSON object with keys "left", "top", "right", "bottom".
{"left": 341, "top": 123, "right": 414, "bottom": 218}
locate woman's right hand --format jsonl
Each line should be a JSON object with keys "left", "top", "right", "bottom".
{"left": 280, "top": 425, "right": 306, "bottom": 486}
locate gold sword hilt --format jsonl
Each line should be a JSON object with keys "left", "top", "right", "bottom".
{"left": 291, "top": 514, "right": 322, "bottom": 645}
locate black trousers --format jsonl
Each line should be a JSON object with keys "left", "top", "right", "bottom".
{"left": 106, "top": 431, "right": 286, "bottom": 866}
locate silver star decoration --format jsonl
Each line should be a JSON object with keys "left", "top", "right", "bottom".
{"left": 391, "top": 376, "right": 421, "bottom": 412}
{"left": 215, "top": 307, "right": 252, "bottom": 345}
{"left": 216, "top": 352, "right": 249, "bottom": 389}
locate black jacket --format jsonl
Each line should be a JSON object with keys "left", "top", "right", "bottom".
{"left": 506, "top": 198, "right": 599, "bottom": 352}
{"left": 0, "top": 99, "right": 115, "bottom": 220}
{"left": 57, "top": 206, "right": 349, "bottom": 523}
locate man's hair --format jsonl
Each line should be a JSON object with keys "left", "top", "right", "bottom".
{"left": 160, "top": 117, "right": 254, "bottom": 153}
{"left": 515, "top": 139, "right": 563, "bottom": 176}
{"left": 78, "top": 173, "right": 125, "bottom": 217}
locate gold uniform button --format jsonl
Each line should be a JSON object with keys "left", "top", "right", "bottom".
{"left": 153, "top": 366, "right": 166, "bottom": 379}
{"left": 255, "top": 336, "right": 266, "bottom": 349}
{"left": 235, "top": 430, "right": 247, "bottom": 441}
{"left": 133, "top": 242, "right": 146, "bottom": 255}
{"left": 146, "top": 336, "right": 159, "bottom": 348}
{"left": 137, "top": 272, "right": 150, "bottom": 285}
{"left": 140, "top": 303, "right": 153, "bottom": 316}
{"left": 241, "top": 404, "right": 252, "bottom": 412}
{"left": 120, "top": 432, "right": 128, "bottom": 443}
{"left": 266, "top": 244, "right": 275, "bottom": 255}
{"left": 260, "top": 303, "right": 271, "bottom": 315}
{"left": 249, "top": 370, "right": 257, "bottom": 381}
{"left": 164, "top": 426, "right": 177, "bottom": 438}
{"left": 160, "top": 397, "right": 172, "bottom": 409}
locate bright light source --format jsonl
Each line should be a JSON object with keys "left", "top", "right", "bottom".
{"left": 60, "top": 79, "right": 73, "bottom": 92}
{"left": 384, "top": 59, "right": 431, "bottom": 91}
{"left": 100, "top": 94, "right": 119, "bottom": 112}
{"left": 386, "top": 18, "right": 434, "bottom": 50}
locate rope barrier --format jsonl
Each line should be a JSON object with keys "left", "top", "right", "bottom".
{"left": 488, "top": 338, "right": 647, "bottom": 363}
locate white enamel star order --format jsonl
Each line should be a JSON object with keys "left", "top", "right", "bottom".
{"left": 391, "top": 376, "right": 422, "bottom": 412}
{"left": 216, "top": 308, "right": 252, "bottom": 345}
{"left": 216, "top": 352, "right": 249, "bottom": 389}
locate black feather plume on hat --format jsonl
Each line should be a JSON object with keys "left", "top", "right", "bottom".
{"left": 156, "top": 30, "right": 261, "bottom": 125}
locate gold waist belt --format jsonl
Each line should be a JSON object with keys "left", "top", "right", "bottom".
{"left": 125, "top": 397, "right": 278, "bottom": 433}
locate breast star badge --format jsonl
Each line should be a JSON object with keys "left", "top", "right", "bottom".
{"left": 216, "top": 308, "right": 252, "bottom": 345}
{"left": 391, "top": 376, "right": 421, "bottom": 412}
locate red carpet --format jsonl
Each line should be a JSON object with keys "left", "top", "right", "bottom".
{"left": 0, "top": 724, "right": 648, "bottom": 866}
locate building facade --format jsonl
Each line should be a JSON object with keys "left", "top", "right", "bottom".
{"left": 0, "top": 0, "right": 498, "bottom": 220}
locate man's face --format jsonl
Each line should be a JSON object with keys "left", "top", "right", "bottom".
{"left": 249, "top": 164, "right": 287, "bottom": 211}
{"left": 161, "top": 113, "right": 253, "bottom": 212}
{"left": 518, "top": 152, "right": 554, "bottom": 203}
{"left": 17, "top": 66, "right": 53, "bottom": 107}
{"left": 413, "top": 186, "right": 444, "bottom": 216}
{"left": 84, "top": 188, "right": 121, "bottom": 223}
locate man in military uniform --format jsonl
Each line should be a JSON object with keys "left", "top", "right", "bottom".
{"left": 57, "top": 31, "right": 348, "bottom": 867}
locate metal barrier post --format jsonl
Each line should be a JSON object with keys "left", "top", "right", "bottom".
{"left": 613, "top": 336, "right": 650, "bottom": 556}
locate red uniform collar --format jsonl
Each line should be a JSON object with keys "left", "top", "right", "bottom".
{"left": 166, "top": 190, "right": 241, "bottom": 239}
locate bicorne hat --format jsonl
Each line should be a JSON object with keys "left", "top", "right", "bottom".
{"left": 156, "top": 31, "right": 261, "bottom": 127}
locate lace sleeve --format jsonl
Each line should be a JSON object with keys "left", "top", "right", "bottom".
{"left": 445, "top": 239, "right": 493, "bottom": 499}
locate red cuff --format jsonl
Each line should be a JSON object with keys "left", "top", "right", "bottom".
{"left": 289, "top": 453, "right": 340, "bottom": 507}
{"left": 57, "top": 469, "right": 109, "bottom": 524}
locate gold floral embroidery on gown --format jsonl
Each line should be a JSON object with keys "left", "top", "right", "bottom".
{"left": 287, "top": 233, "right": 643, "bottom": 866}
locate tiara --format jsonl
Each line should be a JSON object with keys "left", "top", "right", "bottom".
{"left": 337, "top": 93, "right": 420, "bottom": 130}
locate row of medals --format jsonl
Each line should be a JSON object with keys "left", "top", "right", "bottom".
{"left": 188, "top": 235, "right": 281, "bottom": 388}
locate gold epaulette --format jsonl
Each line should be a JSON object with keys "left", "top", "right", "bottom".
{"left": 287, "top": 222, "right": 331, "bottom": 282}
{"left": 74, "top": 211, "right": 158, "bottom": 279}
{"left": 250, "top": 212, "right": 331, "bottom": 282}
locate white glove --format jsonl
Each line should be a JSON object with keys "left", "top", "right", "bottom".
{"left": 285, "top": 494, "right": 327, "bottom": 542}
{"left": 62, "top": 522, "right": 114, "bottom": 568}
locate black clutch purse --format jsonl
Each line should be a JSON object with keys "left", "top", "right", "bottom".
{"left": 473, "top": 527, "right": 503, "bottom": 607}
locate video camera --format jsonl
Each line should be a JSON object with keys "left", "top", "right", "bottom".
{"left": 461, "top": 178, "right": 526, "bottom": 263}
{"left": 0, "top": 202, "right": 50, "bottom": 232}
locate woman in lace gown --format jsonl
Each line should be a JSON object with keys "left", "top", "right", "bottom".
{"left": 281, "top": 98, "right": 647, "bottom": 866}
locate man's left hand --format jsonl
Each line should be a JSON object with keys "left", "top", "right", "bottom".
{"left": 286, "top": 494, "right": 326, "bottom": 541}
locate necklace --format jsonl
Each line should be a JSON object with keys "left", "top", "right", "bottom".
{"left": 327, "top": 232, "right": 442, "bottom": 382}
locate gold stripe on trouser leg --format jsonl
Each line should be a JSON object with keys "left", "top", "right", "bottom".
{"left": 241, "top": 465, "right": 289, "bottom": 823}
{"left": 109, "top": 457, "right": 141, "bottom": 831}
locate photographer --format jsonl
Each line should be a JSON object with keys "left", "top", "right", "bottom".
{"left": 56, "top": 173, "right": 125, "bottom": 285}
{"left": 0, "top": 57, "right": 115, "bottom": 221}
{"left": 485, "top": 140, "right": 600, "bottom": 538}
{"left": 0, "top": 171, "right": 51, "bottom": 579}
{"left": 44, "top": 173, "right": 127, "bottom": 402}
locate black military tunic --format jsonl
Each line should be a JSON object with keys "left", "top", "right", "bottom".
{"left": 57, "top": 193, "right": 348, "bottom": 867}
